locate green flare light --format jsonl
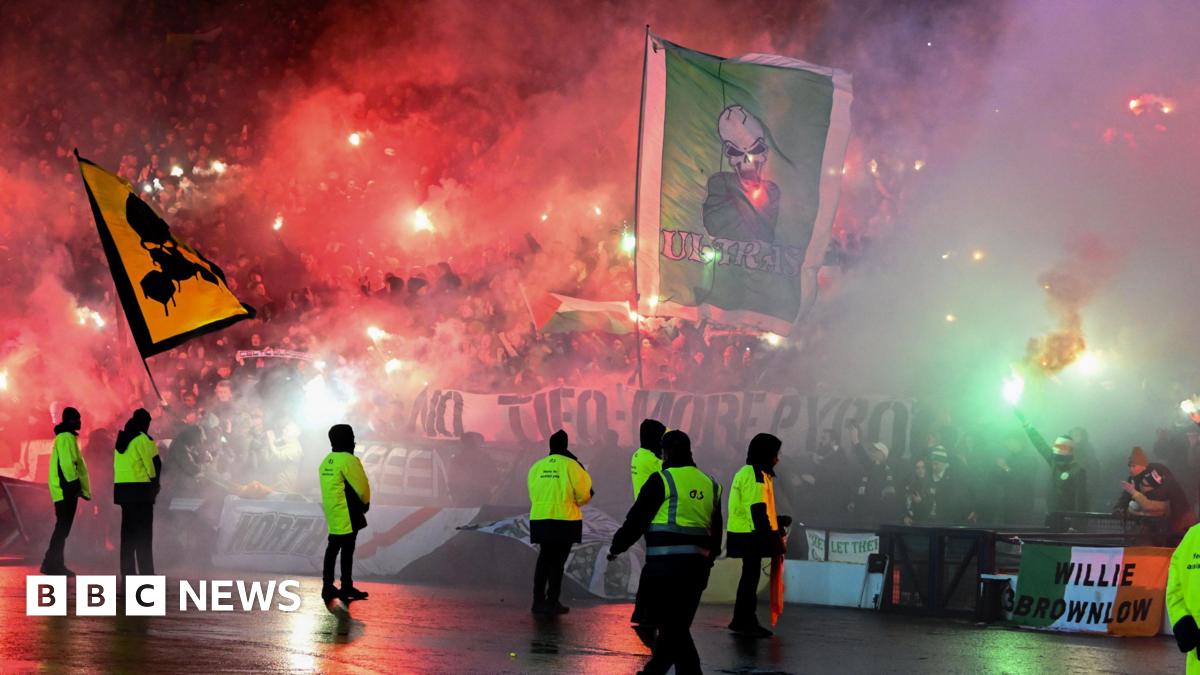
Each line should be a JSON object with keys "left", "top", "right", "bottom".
{"left": 1002, "top": 370, "right": 1025, "bottom": 406}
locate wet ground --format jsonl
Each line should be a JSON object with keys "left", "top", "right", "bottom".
{"left": 0, "top": 564, "right": 1179, "bottom": 674}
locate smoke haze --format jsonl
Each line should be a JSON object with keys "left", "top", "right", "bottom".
{"left": 0, "top": 0, "right": 1197, "bottom": 475}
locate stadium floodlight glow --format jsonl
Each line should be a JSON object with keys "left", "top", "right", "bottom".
{"left": 348, "top": 132, "right": 362, "bottom": 146}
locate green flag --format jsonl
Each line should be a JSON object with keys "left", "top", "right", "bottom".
{"left": 635, "top": 32, "right": 852, "bottom": 334}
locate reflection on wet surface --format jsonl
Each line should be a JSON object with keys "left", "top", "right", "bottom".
{"left": 0, "top": 565, "right": 1179, "bottom": 673}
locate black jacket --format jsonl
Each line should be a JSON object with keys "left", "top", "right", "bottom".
{"left": 851, "top": 443, "right": 897, "bottom": 523}
{"left": 610, "top": 459, "right": 723, "bottom": 561}
{"left": 1115, "top": 463, "right": 1194, "bottom": 533}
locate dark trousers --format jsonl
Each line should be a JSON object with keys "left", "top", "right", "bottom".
{"left": 733, "top": 557, "right": 762, "bottom": 625}
{"left": 119, "top": 505, "right": 154, "bottom": 577}
{"left": 640, "top": 556, "right": 710, "bottom": 675}
{"left": 533, "top": 542, "right": 572, "bottom": 605}
{"left": 42, "top": 495, "right": 78, "bottom": 570}
{"left": 323, "top": 532, "right": 357, "bottom": 587}
{"left": 631, "top": 564, "right": 655, "bottom": 624}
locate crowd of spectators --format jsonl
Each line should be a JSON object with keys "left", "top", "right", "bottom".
{"left": 0, "top": 2, "right": 925, "bottom": 514}
{"left": 761, "top": 416, "right": 1200, "bottom": 535}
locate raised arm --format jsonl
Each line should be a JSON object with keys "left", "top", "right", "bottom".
{"left": 1015, "top": 410, "right": 1054, "bottom": 466}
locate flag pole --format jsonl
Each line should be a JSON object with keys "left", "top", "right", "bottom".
{"left": 518, "top": 283, "right": 541, "bottom": 339}
{"left": 140, "top": 356, "right": 165, "bottom": 403}
{"left": 631, "top": 25, "right": 651, "bottom": 390}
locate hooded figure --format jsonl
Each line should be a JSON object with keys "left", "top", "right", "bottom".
{"left": 629, "top": 418, "right": 667, "bottom": 628}
{"left": 113, "top": 408, "right": 160, "bottom": 579}
{"left": 631, "top": 419, "right": 667, "bottom": 499}
{"left": 610, "top": 430, "right": 722, "bottom": 674}
{"left": 318, "top": 424, "right": 372, "bottom": 604}
{"left": 41, "top": 407, "right": 90, "bottom": 575}
{"left": 527, "top": 430, "right": 592, "bottom": 614}
{"left": 1167, "top": 521, "right": 1200, "bottom": 672}
{"left": 725, "top": 433, "right": 791, "bottom": 638}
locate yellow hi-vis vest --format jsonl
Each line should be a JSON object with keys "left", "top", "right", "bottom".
{"left": 319, "top": 451, "right": 372, "bottom": 535}
{"left": 1168, "top": 523, "right": 1200, "bottom": 675}
{"left": 727, "top": 464, "right": 778, "bottom": 534}
{"left": 646, "top": 466, "right": 718, "bottom": 557}
{"left": 114, "top": 434, "right": 158, "bottom": 484}
{"left": 49, "top": 432, "right": 91, "bottom": 502}
{"left": 630, "top": 447, "right": 663, "bottom": 499}
{"left": 528, "top": 454, "right": 592, "bottom": 522}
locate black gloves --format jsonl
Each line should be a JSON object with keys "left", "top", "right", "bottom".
{"left": 770, "top": 530, "right": 787, "bottom": 557}
{"left": 778, "top": 515, "right": 793, "bottom": 528}
{"left": 1174, "top": 616, "right": 1200, "bottom": 653}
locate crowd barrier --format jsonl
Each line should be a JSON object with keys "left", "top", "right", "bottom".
{"left": 872, "top": 513, "right": 1176, "bottom": 622}
{"left": 878, "top": 525, "right": 996, "bottom": 618}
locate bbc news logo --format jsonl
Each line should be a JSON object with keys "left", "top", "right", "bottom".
{"left": 27, "top": 576, "right": 302, "bottom": 615}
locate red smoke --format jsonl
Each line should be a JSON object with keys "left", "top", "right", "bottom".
{"left": 0, "top": 0, "right": 1006, "bottom": 457}
{"left": 1023, "top": 233, "right": 1119, "bottom": 375}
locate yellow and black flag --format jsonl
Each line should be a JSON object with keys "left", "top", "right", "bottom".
{"left": 74, "top": 151, "right": 255, "bottom": 358}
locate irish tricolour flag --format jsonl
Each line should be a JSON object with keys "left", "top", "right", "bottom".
{"left": 1010, "top": 544, "right": 1171, "bottom": 636}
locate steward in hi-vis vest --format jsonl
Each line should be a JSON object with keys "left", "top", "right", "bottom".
{"left": 726, "top": 432, "right": 789, "bottom": 638}
{"left": 610, "top": 430, "right": 722, "bottom": 675}
{"left": 631, "top": 419, "right": 666, "bottom": 498}
{"left": 1168, "top": 522, "right": 1200, "bottom": 674}
{"left": 41, "top": 407, "right": 90, "bottom": 575}
{"left": 113, "top": 408, "right": 161, "bottom": 580}
{"left": 527, "top": 429, "right": 592, "bottom": 615}
{"left": 629, "top": 418, "right": 666, "bottom": 628}
{"left": 319, "top": 424, "right": 372, "bottom": 604}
